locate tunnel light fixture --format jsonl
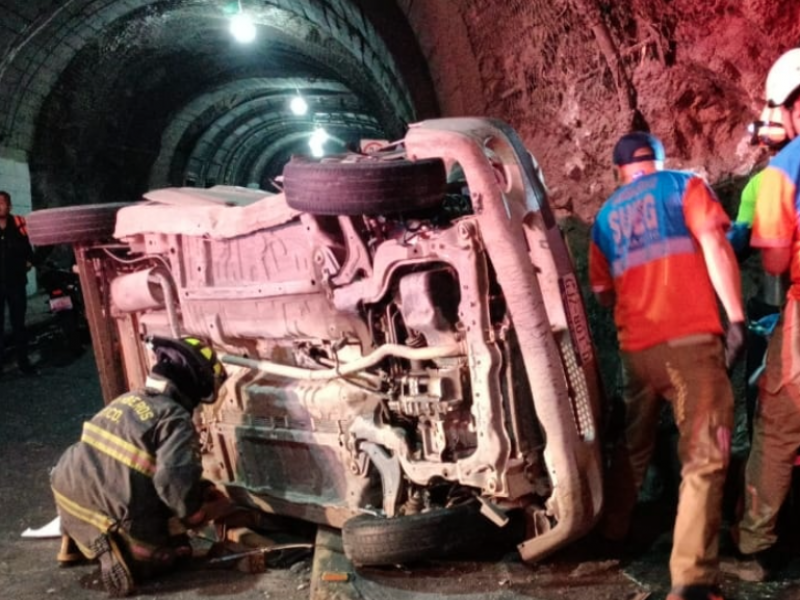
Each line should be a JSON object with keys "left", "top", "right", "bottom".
{"left": 290, "top": 94, "right": 308, "bottom": 116}
{"left": 309, "top": 126, "right": 329, "bottom": 157}
{"left": 310, "top": 126, "right": 329, "bottom": 145}
{"left": 230, "top": 1, "right": 256, "bottom": 43}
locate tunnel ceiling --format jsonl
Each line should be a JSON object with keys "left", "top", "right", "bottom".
{"left": 0, "top": 0, "right": 437, "bottom": 207}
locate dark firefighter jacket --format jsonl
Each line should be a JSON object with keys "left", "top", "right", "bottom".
{"left": 0, "top": 214, "right": 33, "bottom": 289}
{"left": 51, "top": 383, "right": 204, "bottom": 560}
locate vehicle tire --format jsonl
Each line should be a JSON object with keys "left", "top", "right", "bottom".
{"left": 26, "top": 203, "right": 133, "bottom": 246}
{"left": 283, "top": 157, "right": 446, "bottom": 215}
{"left": 342, "top": 502, "right": 523, "bottom": 566}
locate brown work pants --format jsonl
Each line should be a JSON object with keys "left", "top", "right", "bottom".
{"left": 739, "top": 299, "right": 800, "bottom": 555}
{"left": 601, "top": 336, "right": 733, "bottom": 586}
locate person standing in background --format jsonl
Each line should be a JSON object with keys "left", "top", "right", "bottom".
{"left": 0, "top": 190, "right": 35, "bottom": 375}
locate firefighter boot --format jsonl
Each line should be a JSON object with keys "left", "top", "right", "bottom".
{"left": 57, "top": 534, "right": 86, "bottom": 568}
{"left": 93, "top": 534, "right": 134, "bottom": 598}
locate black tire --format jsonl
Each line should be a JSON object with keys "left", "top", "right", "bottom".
{"left": 283, "top": 157, "right": 446, "bottom": 215}
{"left": 26, "top": 203, "right": 133, "bottom": 246}
{"left": 342, "top": 503, "right": 523, "bottom": 567}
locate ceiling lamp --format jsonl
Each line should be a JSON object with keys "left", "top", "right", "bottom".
{"left": 230, "top": 1, "right": 256, "bottom": 43}
{"left": 290, "top": 95, "right": 308, "bottom": 116}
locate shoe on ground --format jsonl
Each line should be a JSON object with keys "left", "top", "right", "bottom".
{"left": 57, "top": 534, "right": 88, "bottom": 568}
{"left": 720, "top": 546, "right": 784, "bottom": 582}
{"left": 93, "top": 534, "right": 134, "bottom": 598}
{"left": 666, "top": 584, "right": 726, "bottom": 600}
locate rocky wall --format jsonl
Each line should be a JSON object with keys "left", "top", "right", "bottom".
{"left": 403, "top": 0, "right": 800, "bottom": 223}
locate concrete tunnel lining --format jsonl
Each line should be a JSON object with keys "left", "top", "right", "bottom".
{"left": 0, "top": 0, "right": 438, "bottom": 211}
{"left": 150, "top": 77, "right": 356, "bottom": 187}
{"left": 170, "top": 91, "right": 376, "bottom": 187}
{"left": 0, "top": 0, "right": 416, "bottom": 151}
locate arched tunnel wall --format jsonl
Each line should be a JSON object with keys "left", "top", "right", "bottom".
{"left": 1, "top": 0, "right": 800, "bottom": 219}
{"left": 0, "top": 0, "right": 438, "bottom": 211}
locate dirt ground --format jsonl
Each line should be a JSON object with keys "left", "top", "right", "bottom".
{"left": 2, "top": 338, "right": 800, "bottom": 600}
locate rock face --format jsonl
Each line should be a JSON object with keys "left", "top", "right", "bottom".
{"left": 401, "top": 0, "right": 800, "bottom": 220}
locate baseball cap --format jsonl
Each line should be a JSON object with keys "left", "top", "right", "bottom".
{"left": 612, "top": 132, "right": 665, "bottom": 166}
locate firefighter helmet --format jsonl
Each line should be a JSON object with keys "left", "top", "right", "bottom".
{"left": 147, "top": 336, "right": 227, "bottom": 404}
{"left": 766, "top": 48, "right": 800, "bottom": 107}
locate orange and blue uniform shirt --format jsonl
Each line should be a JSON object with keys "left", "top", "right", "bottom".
{"left": 589, "top": 171, "right": 728, "bottom": 352}
{"left": 751, "top": 136, "right": 800, "bottom": 300}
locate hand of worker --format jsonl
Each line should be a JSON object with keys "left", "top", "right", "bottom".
{"left": 202, "top": 490, "right": 236, "bottom": 522}
{"left": 201, "top": 482, "right": 228, "bottom": 503}
{"left": 725, "top": 321, "right": 747, "bottom": 370}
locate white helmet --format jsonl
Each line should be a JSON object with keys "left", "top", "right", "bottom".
{"left": 766, "top": 48, "right": 800, "bottom": 107}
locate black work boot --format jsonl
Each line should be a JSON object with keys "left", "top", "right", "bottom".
{"left": 92, "top": 534, "right": 135, "bottom": 598}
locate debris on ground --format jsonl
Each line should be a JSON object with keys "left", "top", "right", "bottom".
{"left": 569, "top": 560, "right": 620, "bottom": 577}
{"left": 289, "top": 559, "right": 312, "bottom": 575}
{"left": 21, "top": 516, "right": 61, "bottom": 539}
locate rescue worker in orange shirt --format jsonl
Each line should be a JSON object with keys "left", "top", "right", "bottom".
{"left": 51, "top": 336, "right": 228, "bottom": 597}
{"left": 733, "top": 48, "right": 800, "bottom": 581}
{"left": 590, "top": 132, "right": 745, "bottom": 600}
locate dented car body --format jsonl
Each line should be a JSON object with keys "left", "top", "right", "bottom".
{"left": 29, "top": 118, "right": 604, "bottom": 565}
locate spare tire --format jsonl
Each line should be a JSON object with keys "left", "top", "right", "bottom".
{"left": 26, "top": 203, "right": 133, "bottom": 246}
{"left": 283, "top": 157, "right": 446, "bottom": 215}
{"left": 342, "top": 502, "right": 523, "bottom": 567}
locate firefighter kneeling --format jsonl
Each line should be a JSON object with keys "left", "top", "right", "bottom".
{"left": 51, "top": 336, "right": 229, "bottom": 597}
